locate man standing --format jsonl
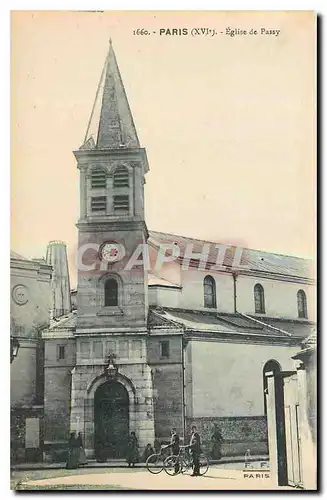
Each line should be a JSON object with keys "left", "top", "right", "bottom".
{"left": 188, "top": 425, "right": 201, "bottom": 476}
{"left": 163, "top": 428, "right": 180, "bottom": 474}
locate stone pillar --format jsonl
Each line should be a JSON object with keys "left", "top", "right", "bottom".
{"left": 80, "top": 171, "right": 87, "bottom": 219}
{"left": 70, "top": 368, "right": 86, "bottom": 434}
{"left": 132, "top": 363, "right": 155, "bottom": 450}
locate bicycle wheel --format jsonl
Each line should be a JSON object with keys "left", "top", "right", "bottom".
{"left": 164, "top": 455, "right": 181, "bottom": 476}
{"left": 146, "top": 453, "right": 163, "bottom": 474}
{"left": 180, "top": 458, "right": 192, "bottom": 474}
{"left": 199, "top": 454, "right": 209, "bottom": 476}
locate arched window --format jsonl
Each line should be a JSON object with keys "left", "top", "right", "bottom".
{"left": 91, "top": 169, "right": 106, "bottom": 189}
{"left": 204, "top": 275, "right": 216, "bottom": 309}
{"left": 113, "top": 167, "right": 129, "bottom": 188}
{"left": 254, "top": 284, "right": 265, "bottom": 314}
{"left": 263, "top": 359, "right": 281, "bottom": 415}
{"left": 104, "top": 279, "right": 118, "bottom": 307}
{"left": 297, "top": 290, "right": 308, "bottom": 318}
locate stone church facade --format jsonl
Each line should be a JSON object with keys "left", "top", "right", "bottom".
{"left": 40, "top": 42, "right": 316, "bottom": 461}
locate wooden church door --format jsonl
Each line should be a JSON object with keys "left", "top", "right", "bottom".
{"left": 94, "top": 381, "right": 129, "bottom": 460}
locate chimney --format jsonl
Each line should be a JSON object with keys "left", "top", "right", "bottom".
{"left": 46, "top": 241, "right": 72, "bottom": 318}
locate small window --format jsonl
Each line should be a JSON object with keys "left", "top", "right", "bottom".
{"left": 113, "top": 195, "right": 129, "bottom": 213}
{"left": 204, "top": 276, "right": 216, "bottom": 308}
{"left": 113, "top": 167, "right": 129, "bottom": 188}
{"left": 297, "top": 290, "right": 308, "bottom": 319}
{"left": 58, "top": 345, "right": 65, "bottom": 360}
{"left": 91, "top": 196, "right": 106, "bottom": 212}
{"left": 91, "top": 169, "right": 106, "bottom": 189}
{"left": 254, "top": 284, "right": 265, "bottom": 314}
{"left": 160, "top": 340, "right": 169, "bottom": 358}
{"left": 105, "top": 278, "right": 118, "bottom": 306}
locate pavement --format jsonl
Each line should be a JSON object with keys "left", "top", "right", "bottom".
{"left": 11, "top": 455, "right": 269, "bottom": 471}
{"left": 12, "top": 465, "right": 291, "bottom": 491}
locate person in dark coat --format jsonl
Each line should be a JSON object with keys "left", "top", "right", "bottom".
{"left": 66, "top": 432, "right": 80, "bottom": 469}
{"left": 162, "top": 428, "right": 181, "bottom": 474}
{"left": 77, "top": 432, "right": 88, "bottom": 465}
{"left": 211, "top": 425, "right": 223, "bottom": 460}
{"left": 142, "top": 443, "right": 155, "bottom": 462}
{"left": 188, "top": 425, "right": 202, "bottom": 476}
{"left": 126, "top": 431, "right": 139, "bottom": 467}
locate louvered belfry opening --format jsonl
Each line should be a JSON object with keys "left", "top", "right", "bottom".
{"left": 113, "top": 195, "right": 129, "bottom": 213}
{"left": 113, "top": 167, "right": 129, "bottom": 188}
{"left": 91, "top": 196, "right": 107, "bottom": 212}
{"left": 91, "top": 169, "right": 106, "bottom": 189}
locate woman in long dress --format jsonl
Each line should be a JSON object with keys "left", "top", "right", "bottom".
{"left": 142, "top": 443, "right": 155, "bottom": 463}
{"left": 66, "top": 432, "right": 80, "bottom": 469}
{"left": 210, "top": 425, "right": 223, "bottom": 460}
{"left": 126, "top": 431, "right": 139, "bottom": 467}
{"left": 77, "top": 432, "right": 88, "bottom": 466}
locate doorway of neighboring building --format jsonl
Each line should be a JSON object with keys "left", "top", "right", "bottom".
{"left": 94, "top": 381, "right": 129, "bottom": 460}
{"left": 263, "top": 360, "right": 288, "bottom": 486}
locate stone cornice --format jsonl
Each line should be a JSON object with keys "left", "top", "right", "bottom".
{"left": 76, "top": 219, "right": 148, "bottom": 238}
{"left": 42, "top": 331, "right": 75, "bottom": 339}
{"left": 74, "top": 147, "right": 149, "bottom": 173}
{"left": 184, "top": 331, "right": 301, "bottom": 347}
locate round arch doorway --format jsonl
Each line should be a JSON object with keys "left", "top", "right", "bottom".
{"left": 94, "top": 381, "right": 129, "bottom": 461}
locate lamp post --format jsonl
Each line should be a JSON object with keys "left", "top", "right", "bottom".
{"left": 10, "top": 336, "right": 20, "bottom": 363}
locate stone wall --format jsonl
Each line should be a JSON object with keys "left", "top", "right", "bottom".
{"left": 185, "top": 416, "right": 268, "bottom": 457}
{"left": 43, "top": 338, "right": 75, "bottom": 449}
{"left": 151, "top": 364, "right": 183, "bottom": 441}
{"left": 147, "top": 335, "right": 183, "bottom": 441}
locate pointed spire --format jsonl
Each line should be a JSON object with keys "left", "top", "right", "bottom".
{"left": 82, "top": 42, "right": 140, "bottom": 150}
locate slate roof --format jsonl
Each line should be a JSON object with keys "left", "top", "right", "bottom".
{"left": 49, "top": 311, "right": 77, "bottom": 330}
{"left": 148, "top": 230, "right": 313, "bottom": 280}
{"left": 302, "top": 327, "right": 317, "bottom": 348}
{"left": 10, "top": 250, "right": 29, "bottom": 261}
{"left": 149, "top": 307, "right": 313, "bottom": 341}
{"left": 148, "top": 274, "right": 181, "bottom": 288}
{"left": 249, "top": 315, "right": 316, "bottom": 339}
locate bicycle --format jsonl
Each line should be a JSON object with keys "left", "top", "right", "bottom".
{"left": 146, "top": 446, "right": 169, "bottom": 474}
{"left": 164, "top": 445, "right": 210, "bottom": 476}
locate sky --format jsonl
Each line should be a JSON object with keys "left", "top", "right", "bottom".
{"left": 11, "top": 11, "right": 316, "bottom": 286}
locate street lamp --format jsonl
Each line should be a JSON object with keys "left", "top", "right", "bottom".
{"left": 10, "top": 336, "right": 20, "bottom": 363}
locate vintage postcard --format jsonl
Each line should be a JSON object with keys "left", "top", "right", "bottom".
{"left": 10, "top": 10, "right": 317, "bottom": 491}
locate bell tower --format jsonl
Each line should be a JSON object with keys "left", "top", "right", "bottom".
{"left": 74, "top": 40, "right": 149, "bottom": 333}
{"left": 71, "top": 41, "right": 154, "bottom": 458}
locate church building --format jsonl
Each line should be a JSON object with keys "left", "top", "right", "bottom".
{"left": 41, "top": 41, "right": 315, "bottom": 462}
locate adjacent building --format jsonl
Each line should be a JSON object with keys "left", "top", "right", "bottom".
{"left": 10, "top": 251, "right": 52, "bottom": 462}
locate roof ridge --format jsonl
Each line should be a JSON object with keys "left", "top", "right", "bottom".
{"left": 148, "top": 230, "right": 312, "bottom": 263}
{"left": 238, "top": 313, "right": 292, "bottom": 338}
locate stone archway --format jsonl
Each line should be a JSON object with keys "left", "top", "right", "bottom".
{"left": 83, "top": 372, "right": 137, "bottom": 459}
